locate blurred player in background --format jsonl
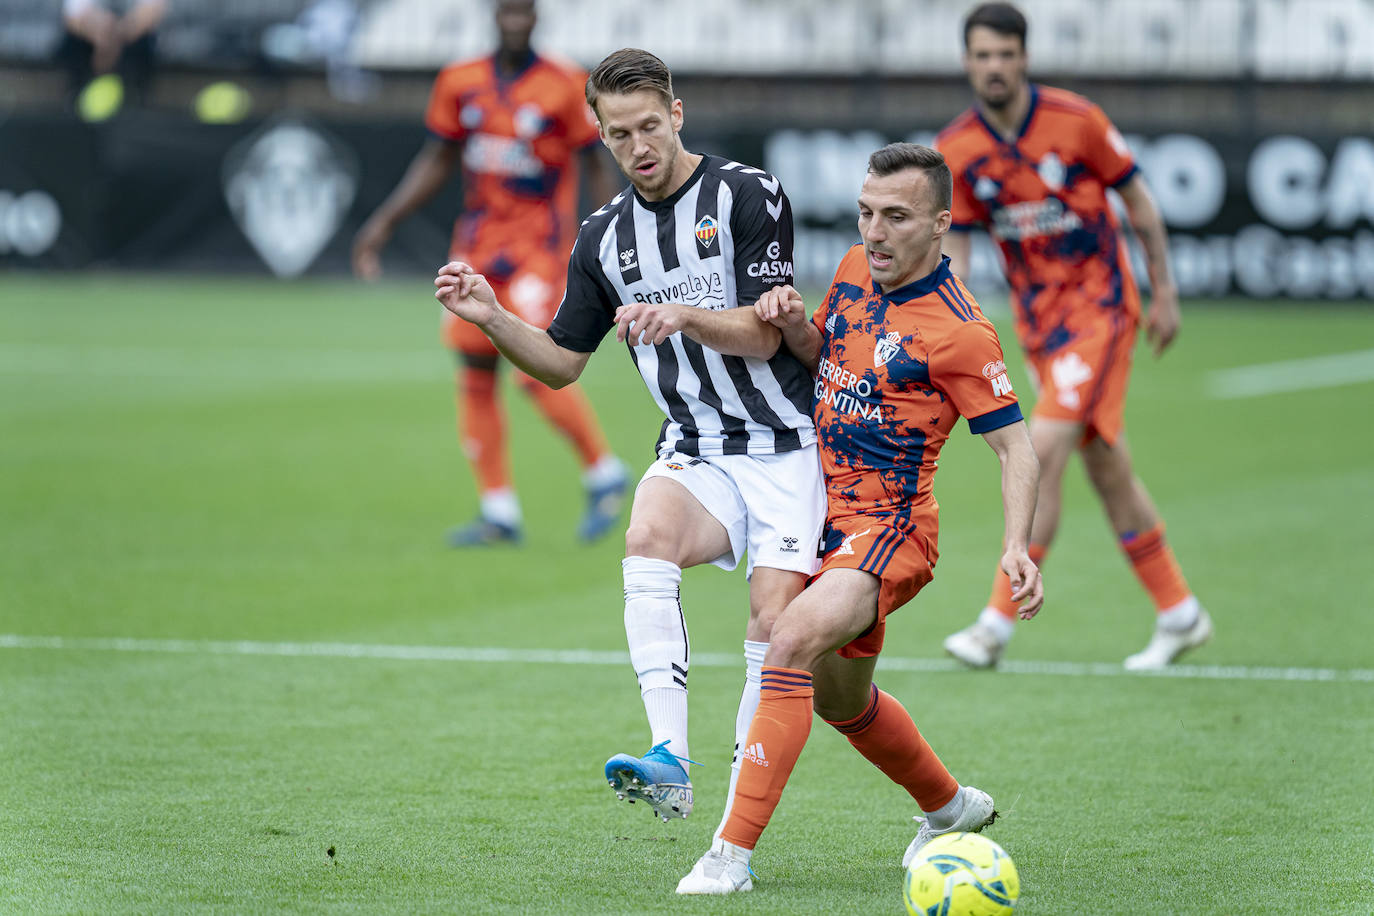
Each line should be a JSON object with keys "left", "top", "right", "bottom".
{"left": 678, "top": 144, "right": 1042, "bottom": 895}
{"left": 353, "top": 0, "right": 627, "bottom": 547}
{"left": 58, "top": 0, "right": 167, "bottom": 108}
{"left": 435, "top": 48, "right": 825, "bottom": 841}
{"left": 937, "top": 2, "right": 1210, "bottom": 670}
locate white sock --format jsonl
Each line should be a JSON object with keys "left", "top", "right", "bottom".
{"left": 978, "top": 606, "right": 1016, "bottom": 643}
{"left": 923, "top": 785, "right": 966, "bottom": 829}
{"left": 714, "top": 639, "right": 767, "bottom": 839}
{"left": 1156, "top": 594, "right": 1199, "bottom": 631}
{"left": 584, "top": 454, "right": 627, "bottom": 489}
{"left": 712, "top": 836, "right": 753, "bottom": 864}
{"left": 623, "top": 556, "right": 689, "bottom": 763}
{"left": 479, "top": 488, "right": 521, "bottom": 526}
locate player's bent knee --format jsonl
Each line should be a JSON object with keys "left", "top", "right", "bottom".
{"left": 624, "top": 518, "right": 685, "bottom": 565}
{"left": 764, "top": 618, "right": 835, "bottom": 672}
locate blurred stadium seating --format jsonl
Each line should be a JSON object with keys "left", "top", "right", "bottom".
{"left": 3, "top": 0, "right": 1373, "bottom": 76}
{"left": 1, "top": 0, "right": 1371, "bottom": 297}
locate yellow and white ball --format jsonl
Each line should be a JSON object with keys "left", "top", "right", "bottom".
{"left": 903, "top": 832, "right": 1019, "bottom": 916}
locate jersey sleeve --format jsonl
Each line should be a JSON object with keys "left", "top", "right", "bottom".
{"left": 1081, "top": 104, "right": 1138, "bottom": 188}
{"left": 546, "top": 229, "right": 616, "bottom": 352}
{"left": 728, "top": 175, "right": 794, "bottom": 308}
{"left": 424, "top": 68, "right": 467, "bottom": 142}
{"left": 930, "top": 320, "right": 1023, "bottom": 434}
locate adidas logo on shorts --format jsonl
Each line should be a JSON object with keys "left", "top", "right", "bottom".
{"left": 742, "top": 742, "right": 769, "bottom": 767}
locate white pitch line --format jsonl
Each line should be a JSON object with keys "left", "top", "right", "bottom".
{"left": 2, "top": 635, "right": 1371, "bottom": 684}
{"left": 1207, "top": 347, "right": 1374, "bottom": 399}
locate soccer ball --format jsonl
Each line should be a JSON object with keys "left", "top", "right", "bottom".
{"left": 903, "top": 832, "right": 1019, "bottom": 916}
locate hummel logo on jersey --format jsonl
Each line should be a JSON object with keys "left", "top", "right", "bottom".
{"left": 742, "top": 742, "right": 768, "bottom": 767}
{"left": 781, "top": 536, "right": 799, "bottom": 553}
{"left": 694, "top": 215, "right": 718, "bottom": 248}
{"left": 1051, "top": 351, "right": 1094, "bottom": 409}
{"left": 835, "top": 527, "right": 874, "bottom": 557}
{"left": 619, "top": 248, "right": 638, "bottom": 272}
{"left": 874, "top": 331, "right": 902, "bottom": 367}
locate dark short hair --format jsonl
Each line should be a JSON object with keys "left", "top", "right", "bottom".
{"left": 867, "top": 143, "right": 952, "bottom": 214}
{"left": 963, "top": 2, "right": 1028, "bottom": 49}
{"left": 586, "top": 48, "right": 674, "bottom": 120}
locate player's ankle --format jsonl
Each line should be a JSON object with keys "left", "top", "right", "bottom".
{"left": 977, "top": 607, "right": 1016, "bottom": 643}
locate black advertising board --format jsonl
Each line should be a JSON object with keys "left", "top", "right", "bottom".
{"left": 3, "top": 112, "right": 1371, "bottom": 300}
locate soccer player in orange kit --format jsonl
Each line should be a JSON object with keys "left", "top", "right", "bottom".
{"left": 353, "top": 0, "right": 626, "bottom": 546}
{"left": 677, "top": 143, "right": 1043, "bottom": 895}
{"left": 937, "top": 2, "right": 1210, "bottom": 671}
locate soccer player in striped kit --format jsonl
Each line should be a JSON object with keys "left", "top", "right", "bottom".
{"left": 434, "top": 48, "right": 826, "bottom": 840}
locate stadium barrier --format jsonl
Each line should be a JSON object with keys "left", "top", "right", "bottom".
{"left": 2, "top": 111, "right": 1371, "bottom": 300}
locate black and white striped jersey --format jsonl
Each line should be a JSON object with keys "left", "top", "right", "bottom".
{"left": 547, "top": 154, "right": 816, "bottom": 457}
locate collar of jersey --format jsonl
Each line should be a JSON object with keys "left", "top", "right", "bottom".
{"left": 974, "top": 82, "right": 1040, "bottom": 146}
{"left": 490, "top": 49, "right": 538, "bottom": 82}
{"left": 632, "top": 154, "right": 711, "bottom": 211}
{"left": 874, "top": 254, "right": 954, "bottom": 303}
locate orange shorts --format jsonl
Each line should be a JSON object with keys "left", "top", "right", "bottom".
{"left": 1025, "top": 313, "right": 1136, "bottom": 447}
{"left": 816, "top": 514, "right": 934, "bottom": 659}
{"left": 442, "top": 248, "right": 568, "bottom": 357}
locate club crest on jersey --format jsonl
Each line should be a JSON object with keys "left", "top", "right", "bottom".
{"left": 694, "top": 215, "right": 718, "bottom": 248}
{"left": 513, "top": 104, "right": 547, "bottom": 139}
{"left": 1037, "top": 152, "right": 1066, "bottom": 191}
{"left": 974, "top": 175, "right": 1001, "bottom": 201}
{"left": 874, "top": 331, "right": 903, "bottom": 367}
{"left": 460, "top": 104, "right": 483, "bottom": 129}
{"left": 619, "top": 248, "right": 638, "bottom": 272}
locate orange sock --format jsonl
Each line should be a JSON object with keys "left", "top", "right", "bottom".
{"left": 719, "top": 667, "right": 814, "bottom": 851}
{"left": 519, "top": 375, "right": 610, "bottom": 467}
{"left": 825, "top": 684, "right": 958, "bottom": 811}
{"left": 1120, "top": 524, "right": 1192, "bottom": 611}
{"left": 985, "top": 543, "right": 1048, "bottom": 620}
{"left": 459, "top": 367, "right": 510, "bottom": 492}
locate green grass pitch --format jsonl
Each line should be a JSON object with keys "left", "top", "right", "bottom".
{"left": 2, "top": 273, "right": 1373, "bottom": 914}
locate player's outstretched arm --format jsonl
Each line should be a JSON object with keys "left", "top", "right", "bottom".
{"left": 612, "top": 300, "right": 782, "bottom": 360}
{"left": 981, "top": 420, "right": 1044, "bottom": 619}
{"left": 1116, "top": 174, "right": 1180, "bottom": 358}
{"left": 755, "top": 285, "right": 821, "bottom": 372}
{"left": 435, "top": 262, "right": 590, "bottom": 388}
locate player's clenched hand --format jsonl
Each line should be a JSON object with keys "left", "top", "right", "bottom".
{"left": 754, "top": 285, "right": 806, "bottom": 329}
{"left": 1145, "top": 283, "right": 1181, "bottom": 358}
{"left": 1004, "top": 550, "right": 1044, "bottom": 620}
{"left": 614, "top": 302, "right": 687, "bottom": 347}
{"left": 434, "top": 261, "right": 498, "bottom": 326}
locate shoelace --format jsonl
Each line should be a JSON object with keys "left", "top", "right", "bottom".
{"left": 648, "top": 740, "right": 701, "bottom": 770}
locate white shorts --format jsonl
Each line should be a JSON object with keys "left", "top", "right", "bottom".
{"left": 638, "top": 445, "right": 826, "bottom": 578}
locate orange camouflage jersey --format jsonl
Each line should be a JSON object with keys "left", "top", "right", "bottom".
{"left": 937, "top": 84, "right": 1141, "bottom": 356}
{"left": 811, "top": 247, "right": 1022, "bottom": 569}
{"left": 425, "top": 51, "right": 600, "bottom": 277}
